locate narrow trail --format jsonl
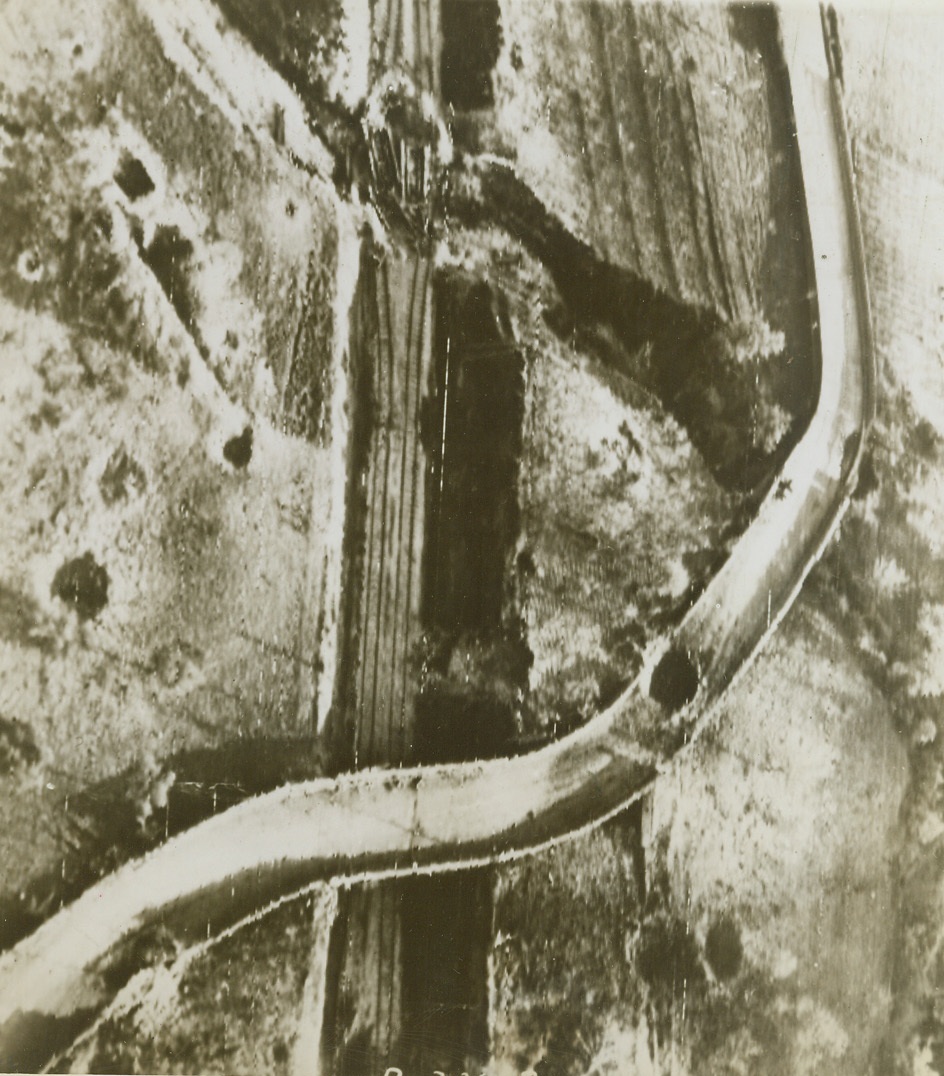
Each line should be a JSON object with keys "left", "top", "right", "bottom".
{"left": 0, "top": 5, "right": 874, "bottom": 1071}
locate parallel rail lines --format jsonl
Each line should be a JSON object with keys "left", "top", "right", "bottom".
{"left": 372, "top": 0, "right": 440, "bottom": 98}
{"left": 332, "top": 248, "right": 432, "bottom": 1072}
{"left": 353, "top": 250, "right": 432, "bottom": 768}
{"left": 329, "top": 2, "right": 440, "bottom": 1067}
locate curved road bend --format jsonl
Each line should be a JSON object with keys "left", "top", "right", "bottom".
{"left": 0, "top": 4, "right": 875, "bottom": 1068}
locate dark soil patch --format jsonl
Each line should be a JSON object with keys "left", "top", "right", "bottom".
{"left": 324, "top": 872, "right": 491, "bottom": 1076}
{"left": 441, "top": 0, "right": 501, "bottom": 110}
{"left": 0, "top": 716, "right": 40, "bottom": 774}
{"left": 97, "top": 921, "right": 179, "bottom": 995}
{"left": 636, "top": 908, "right": 706, "bottom": 1000}
{"left": 853, "top": 449, "right": 879, "bottom": 500}
{"left": 0, "top": 115, "right": 27, "bottom": 139}
{"left": 99, "top": 447, "right": 146, "bottom": 504}
{"left": 323, "top": 238, "right": 377, "bottom": 770}
{"left": 280, "top": 227, "right": 337, "bottom": 445}
{"left": 421, "top": 274, "right": 524, "bottom": 635}
{"left": 413, "top": 271, "right": 531, "bottom": 760}
{"left": 413, "top": 682, "right": 516, "bottom": 764}
{"left": 399, "top": 871, "right": 491, "bottom": 1073}
{"left": 0, "top": 1006, "right": 96, "bottom": 1074}
{"left": 0, "top": 583, "right": 51, "bottom": 651}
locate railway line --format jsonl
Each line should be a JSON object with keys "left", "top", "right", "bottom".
{"left": 328, "top": 243, "right": 436, "bottom": 1069}
{"left": 372, "top": 0, "right": 439, "bottom": 98}
{"left": 351, "top": 249, "right": 432, "bottom": 769}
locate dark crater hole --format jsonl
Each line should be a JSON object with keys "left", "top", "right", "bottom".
{"left": 649, "top": 646, "right": 700, "bottom": 713}
{"left": 52, "top": 552, "right": 109, "bottom": 621}
{"left": 139, "top": 224, "right": 196, "bottom": 331}
{"left": 705, "top": 916, "right": 744, "bottom": 980}
{"left": 114, "top": 154, "right": 155, "bottom": 201}
{"left": 223, "top": 426, "right": 253, "bottom": 469}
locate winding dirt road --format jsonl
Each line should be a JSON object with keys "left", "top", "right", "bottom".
{"left": 0, "top": 5, "right": 874, "bottom": 1070}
